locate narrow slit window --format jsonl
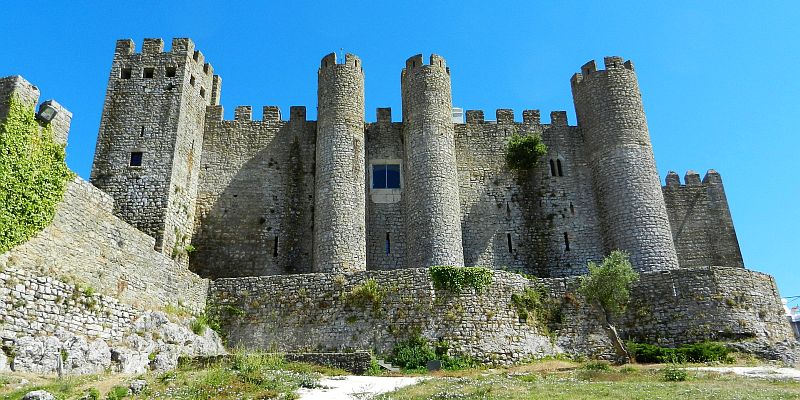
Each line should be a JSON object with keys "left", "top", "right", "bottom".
{"left": 385, "top": 232, "right": 391, "bottom": 255}
{"left": 564, "top": 232, "right": 570, "bottom": 251}
{"left": 273, "top": 236, "right": 278, "bottom": 257}
{"left": 200, "top": 88, "right": 206, "bottom": 98}
{"left": 190, "top": 75, "right": 196, "bottom": 86}
{"left": 557, "top": 159, "right": 564, "bottom": 176}
{"left": 143, "top": 67, "right": 155, "bottom": 79}
{"left": 165, "top": 66, "right": 176, "bottom": 77}
{"left": 120, "top": 67, "right": 132, "bottom": 79}
{"left": 570, "top": 202, "right": 575, "bottom": 215}
{"left": 549, "top": 160, "right": 556, "bottom": 176}
{"left": 139, "top": 126, "right": 145, "bottom": 137}
{"left": 129, "top": 151, "right": 143, "bottom": 167}
{"left": 506, "top": 233, "right": 513, "bottom": 253}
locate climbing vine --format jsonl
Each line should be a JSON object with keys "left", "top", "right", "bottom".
{"left": 0, "top": 96, "right": 73, "bottom": 252}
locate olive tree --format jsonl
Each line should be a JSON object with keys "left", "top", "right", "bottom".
{"left": 578, "top": 250, "right": 639, "bottom": 363}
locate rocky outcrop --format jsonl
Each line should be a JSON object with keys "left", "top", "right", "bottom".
{"left": 4, "top": 311, "right": 224, "bottom": 375}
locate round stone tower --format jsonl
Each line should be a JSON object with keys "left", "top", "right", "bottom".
{"left": 571, "top": 56, "right": 679, "bottom": 272}
{"left": 401, "top": 54, "right": 464, "bottom": 267}
{"left": 314, "top": 53, "right": 366, "bottom": 273}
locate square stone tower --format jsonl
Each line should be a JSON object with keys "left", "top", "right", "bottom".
{"left": 90, "top": 38, "right": 219, "bottom": 257}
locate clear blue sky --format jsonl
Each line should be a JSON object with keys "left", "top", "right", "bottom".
{"left": 1, "top": 1, "right": 797, "bottom": 297}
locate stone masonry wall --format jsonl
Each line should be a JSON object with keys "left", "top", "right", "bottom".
{"left": 663, "top": 170, "right": 744, "bottom": 268}
{"left": 455, "top": 110, "right": 605, "bottom": 277}
{"left": 314, "top": 53, "right": 366, "bottom": 273}
{"left": 209, "top": 269, "right": 557, "bottom": 364}
{"left": 0, "top": 178, "right": 208, "bottom": 312}
{"left": 90, "top": 38, "right": 213, "bottom": 256}
{"left": 401, "top": 54, "right": 465, "bottom": 267}
{"left": 210, "top": 267, "right": 792, "bottom": 363}
{"left": 365, "top": 109, "right": 407, "bottom": 270}
{"left": 192, "top": 106, "right": 316, "bottom": 278}
{"left": 571, "top": 57, "right": 680, "bottom": 273}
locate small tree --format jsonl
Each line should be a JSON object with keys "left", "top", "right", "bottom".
{"left": 505, "top": 133, "right": 547, "bottom": 171}
{"left": 578, "top": 250, "right": 639, "bottom": 363}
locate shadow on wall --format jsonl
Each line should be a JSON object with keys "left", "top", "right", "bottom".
{"left": 190, "top": 113, "right": 316, "bottom": 278}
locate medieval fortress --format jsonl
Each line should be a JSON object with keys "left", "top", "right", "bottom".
{"left": 0, "top": 38, "right": 794, "bottom": 371}
{"left": 91, "top": 38, "right": 740, "bottom": 278}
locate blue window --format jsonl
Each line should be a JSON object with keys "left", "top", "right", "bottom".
{"left": 130, "top": 151, "right": 143, "bottom": 167}
{"left": 373, "top": 164, "right": 400, "bottom": 189}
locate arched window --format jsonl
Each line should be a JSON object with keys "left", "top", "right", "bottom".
{"left": 557, "top": 159, "right": 564, "bottom": 176}
{"left": 549, "top": 160, "right": 556, "bottom": 176}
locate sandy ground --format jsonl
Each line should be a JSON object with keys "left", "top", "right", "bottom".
{"left": 692, "top": 366, "right": 800, "bottom": 380}
{"left": 297, "top": 376, "right": 424, "bottom": 399}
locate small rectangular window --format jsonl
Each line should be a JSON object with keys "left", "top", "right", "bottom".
{"left": 165, "top": 66, "right": 177, "bottom": 77}
{"left": 372, "top": 164, "right": 401, "bottom": 189}
{"left": 130, "top": 151, "right": 143, "bottom": 167}
{"left": 200, "top": 87, "right": 206, "bottom": 98}
{"left": 120, "top": 67, "right": 132, "bottom": 79}
{"left": 143, "top": 67, "right": 155, "bottom": 79}
{"left": 190, "top": 75, "right": 196, "bottom": 86}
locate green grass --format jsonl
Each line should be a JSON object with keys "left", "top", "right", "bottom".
{"left": 377, "top": 362, "right": 800, "bottom": 400}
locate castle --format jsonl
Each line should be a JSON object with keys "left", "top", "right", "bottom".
{"left": 90, "top": 38, "right": 741, "bottom": 278}
{"left": 0, "top": 38, "right": 793, "bottom": 369}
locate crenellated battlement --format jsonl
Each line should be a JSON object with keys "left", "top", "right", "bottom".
{"left": 570, "top": 56, "right": 635, "bottom": 86}
{"left": 461, "top": 109, "right": 566, "bottom": 125}
{"left": 112, "top": 38, "right": 214, "bottom": 76}
{"left": 403, "top": 54, "right": 449, "bottom": 74}
{"left": 664, "top": 170, "right": 724, "bottom": 188}
{"left": 319, "top": 53, "right": 362, "bottom": 70}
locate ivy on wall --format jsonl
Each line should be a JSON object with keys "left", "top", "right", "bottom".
{"left": 429, "top": 265, "right": 493, "bottom": 293}
{"left": 505, "top": 133, "right": 547, "bottom": 171}
{"left": 0, "top": 96, "right": 73, "bottom": 252}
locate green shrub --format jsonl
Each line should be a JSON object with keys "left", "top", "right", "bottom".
{"left": 0, "top": 95, "right": 73, "bottom": 252}
{"left": 661, "top": 364, "right": 688, "bottom": 381}
{"left": 84, "top": 387, "right": 100, "bottom": 400}
{"left": 389, "top": 334, "right": 437, "bottom": 370}
{"left": 628, "top": 341, "right": 732, "bottom": 363}
{"left": 343, "top": 279, "right": 385, "bottom": 312}
{"left": 106, "top": 385, "right": 129, "bottom": 400}
{"left": 583, "top": 361, "right": 611, "bottom": 371}
{"left": 429, "top": 266, "right": 493, "bottom": 293}
{"left": 510, "top": 284, "right": 559, "bottom": 334}
{"left": 505, "top": 133, "right": 547, "bottom": 171}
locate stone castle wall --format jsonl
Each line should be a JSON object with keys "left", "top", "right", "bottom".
{"left": 315, "top": 53, "right": 367, "bottom": 273}
{"left": 0, "top": 178, "right": 208, "bottom": 312}
{"left": 663, "top": 170, "right": 744, "bottom": 268}
{"left": 209, "top": 267, "right": 793, "bottom": 363}
{"left": 191, "top": 106, "right": 317, "bottom": 277}
{"left": 209, "top": 269, "right": 557, "bottom": 364}
{"left": 571, "top": 57, "right": 679, "bottom": 273}
{"left": 90, "top": 38, "right": 214, "bottom": 256}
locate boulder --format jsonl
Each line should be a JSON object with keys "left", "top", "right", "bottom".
{"left": 12, "top": 336, "right": 61, "bottom": 374}
{"left": 22, "top": 390, "right": 55, "bottom": 400}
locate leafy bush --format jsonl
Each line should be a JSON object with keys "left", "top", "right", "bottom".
{"left": 661, "top": 364, "right": 688, "bottom": 381}
{"left": 389, "top": 334, "right": 437, "bottom": 370}
{"left": 583, "top": 361, "right": 611, "bottom": 371}
{"left": 343, "top": 279, "right": 385, "bottom": 312}
{"left": 510, "top": 284, "right": 559, "bottom": 334}
{"left": 106, "top": 385, "right": 129, "bottom": 400}
{"left": 84, "top": 387, "right": 100, "bottom": 400}
{"left": 0, "top": 95, "right": 73, "bottom": 252}
{"left": 628, "top": 341, "right": 732, "bottom": 364}
{"left": 429, "top": 266, "right": 493, "bottom": 293}
{"left": 505, "top": 133, "right": 547, "bottom": 171}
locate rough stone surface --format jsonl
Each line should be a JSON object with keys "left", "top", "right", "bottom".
{"left": 571, "top": 57, "right": 680, "bottom": 273}
{"left": 129, "top": 379, "right": 148, "bottom": 394}
{"left": 0, "top": 178, "right": 208, "bottom": 312}
{"left": 285, "top": 351, "right": 372, "bottom": 374}
{"left": 90, "top": 38, "right": 213, "bottom": 256}
{"left": 315, "top": 53, "right": 366, "bottom": 273}
{"left": 663, "top": 170, "right": 744, "bottom": 268}
{"left": 22, "top": 391, "right": 55, "bottom": 400}
{"left": 210, "top": 267, "right": 793, "bottom": 364}
{"left": 210, "top": 269, "right": 558, "bottom": 364}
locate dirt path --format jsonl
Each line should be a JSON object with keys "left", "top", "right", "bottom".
{"left": 692, "top": 366, "right": 800, "bottom": 380}
{"left": 297, "top": 375, "right": 423, "bottom": 399}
